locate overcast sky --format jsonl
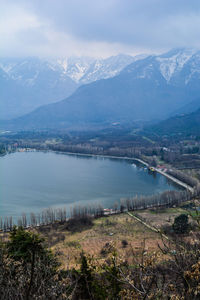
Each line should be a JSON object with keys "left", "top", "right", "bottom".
{"left": 1, "top": 0, "right": 200, "bottom": 58}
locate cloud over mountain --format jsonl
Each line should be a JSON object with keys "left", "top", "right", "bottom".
{"left": 1, "top": 0, "right": 200, "bottom": 58}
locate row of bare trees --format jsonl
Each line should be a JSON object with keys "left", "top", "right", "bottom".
{"left": 1, "top": 183, "right": 199, "bottom": 232}
{"left": 120, "top": 189, "right": 192, "bottom": 212}
{"left": 70, "top": 204, "right": 104, "bottom": 219}
{"left": 0, "top": 207, "right": 67, "bottom": 232}
{"left": 0, "top": 204, "right": 105, "bottom": 232}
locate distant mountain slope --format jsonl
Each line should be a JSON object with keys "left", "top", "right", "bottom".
{"left": 173, "top": 98, "right": 200, "bottom": 115}
{"left": 0, "top": 68, "right": 27, "bottom": 120}
{"left": 0, "top": 55, "right": 138, "bottom": 120}
{"left": 3, "top": 48, "right": 200, "bottom": 131}
{"left": 146, "top": 108, "right": 200, "bottom": 136}
{"left": 0, "top": 57, "right": 78, "bottom": 119}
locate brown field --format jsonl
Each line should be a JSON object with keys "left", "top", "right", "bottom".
{"left": 1, "top": 205, "right": 197, "bottom": 270}
{"left": 33, "top": 208, "right": 191, "bottom": 269}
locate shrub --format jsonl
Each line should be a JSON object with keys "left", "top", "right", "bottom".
{"left": 7, "top": 226, "right": 45, "bottom": 262}
{"left": 65, "top": 215, "right": 93, "bottom": 232}
{"left": 172, "top": 214, "right": 189, "bottom": 234}
{"left": 121, "top": 239, "right": 128, "bottom": 248}
{"left": 100, "top": 242, "right": 115, "bottom": 256}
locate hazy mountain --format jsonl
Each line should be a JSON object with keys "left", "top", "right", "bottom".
{"left": 55, "top": 54, "right": 142, "bottom": 84}
{"left": 77, "top": 54, "right": 143, "bottom": 84}
{"left": 0, "top": 55, "right": 138, "bottom": 120}
{"left": 174, "top": 98, "right": 200, "bottom": 115}
{"left": 3, "top": 48, "right": 200, "bottom": 131}
{"left": 0, "top": 57, "right": 78, "bottom": 119}
{"left": 146, "top": 108, "right": 200, "bottom": 136}
{"left": 0, "top": 67, "right": 26, "bottom": 120}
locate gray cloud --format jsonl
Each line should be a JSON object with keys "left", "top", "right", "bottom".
{"left": 1, "top": 0, "right": 200, "bottom": 57}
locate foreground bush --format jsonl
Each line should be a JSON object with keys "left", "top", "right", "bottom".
{"left": 0, "top": 227, "right": 69, "bottom": 299}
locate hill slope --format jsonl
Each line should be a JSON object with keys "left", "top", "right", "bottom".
{"left": 147, "top": 108, "right": 200, "bottom": 136}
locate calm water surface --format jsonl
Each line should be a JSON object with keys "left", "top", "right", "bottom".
{"left": 0, "top": 151, "right": 180, "bottom": 218}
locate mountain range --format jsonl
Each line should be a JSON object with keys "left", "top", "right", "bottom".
{"left": 1, "top": 48, "right": 200, "bottom": 132}
{"left": 0, "top": 54, "right": 137, "bottom": 120}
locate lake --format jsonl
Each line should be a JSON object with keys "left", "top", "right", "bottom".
{"left": 0, "top": 151, "right": 180, "bottom": 219}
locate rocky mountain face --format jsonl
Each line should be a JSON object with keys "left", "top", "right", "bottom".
{"left": 0, "top": 54, "right": 137, "bottom": 119}
{"left": 56, "top": 54, "right": 143, "bottom": 84}
{"left": 2, "top": 48, "right": 200, "bottom": 131}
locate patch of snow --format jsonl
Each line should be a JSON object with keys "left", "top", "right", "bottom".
{"left": 0, "top": 63, "right": 16, "bottom": 73}
{"left": 157, "top": 49, "right": 196, "bottom": 81}
{"left": 25, "top": 71, "right": 39, "bottom": 86}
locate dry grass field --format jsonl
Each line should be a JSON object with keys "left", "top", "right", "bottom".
{"left": 1, "top": 204, "right": 197, "bottom": 271}
{"left": 32, "top": 207, "right": 193, "bottom": 269}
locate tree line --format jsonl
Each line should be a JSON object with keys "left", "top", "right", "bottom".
{"left": 167, "top": 168, "right": 199, "bottom": 187}
{"left": 0, "top": 204, "right": 105, "bottom": 232}
{"left": 1, "top": 184, "right": 199, "bottom": 232}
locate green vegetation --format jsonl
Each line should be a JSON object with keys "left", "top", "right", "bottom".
{"left": 7, "top": 226, "right": 44, "bottom": 261}
{"left": 0, "top": 227, "right": 66, "bottom": 299}
{"left": 172, "top": 213, "right": 189, "bottom": 234}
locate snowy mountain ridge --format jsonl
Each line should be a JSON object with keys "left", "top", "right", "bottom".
{"left": 121, "top": 48, "right": 200, "bottom": 86}
{"left": 1, "top": 48, "right": 200, "bottom": 121}
{"left": 156, "top": 48, "right": 196, "bottom": 81}
{"left": 0, "top": 54, "right": 142, "bottom": 119}
{"left": 55, "top": 54, "right": 142, "bottom": 83}
{"left": 1, "top": 49, "right": 200, "bottom": 88}
{"left": 0, "top": 54, "right": 140, "bottom": 87}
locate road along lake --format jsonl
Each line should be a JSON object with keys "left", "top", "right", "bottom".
{"left": 0, "top": 151, "right": 181, "bottom": 220}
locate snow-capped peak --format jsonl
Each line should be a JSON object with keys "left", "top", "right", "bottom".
{"left": 56, "top": 56, "right": 95, "bottom": 83}
{"left": 157, "top": 48, "right": 196, "bottom": 81}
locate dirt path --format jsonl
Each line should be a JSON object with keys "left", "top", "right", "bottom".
{"left": 127, "top": 212, "right": 169, "bottom": 241}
